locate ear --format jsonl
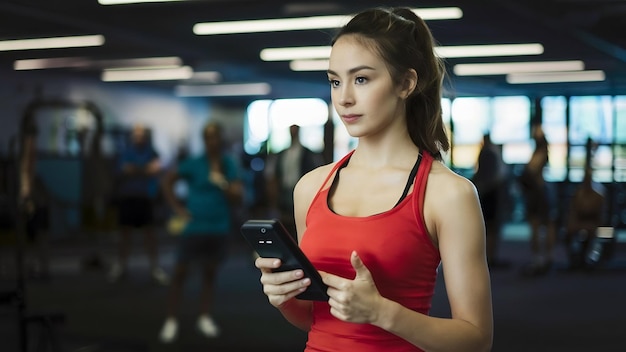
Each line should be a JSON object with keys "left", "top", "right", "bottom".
{"left": 398, "top": 69, "right": 418, "bottom": 99}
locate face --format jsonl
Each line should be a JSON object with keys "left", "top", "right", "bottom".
{"left": 131, "top": 125, "right": 147, "bottom": 145}
{"left": 203, "top": 125, "right": 221, "bottom": 153}
{"left": 327, "top": 35, "right": 408, "bottom": 139}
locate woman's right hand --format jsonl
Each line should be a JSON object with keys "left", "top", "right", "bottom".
{"left": 255, "top": 257, "right": 312, "bottom": 308}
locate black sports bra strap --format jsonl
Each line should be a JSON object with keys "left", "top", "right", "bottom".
{"left": 395, "top": 153, "right": 423, "bottom": 207}
{"left": 329, "top": 154, "right": 351, "bottom": 190}
{"left": 329, "top": 153, "right": 423, "bottom": 210}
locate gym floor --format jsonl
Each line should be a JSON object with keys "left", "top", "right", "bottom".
{"left": 1, "top": 223, "right": 625, "bottom": 352}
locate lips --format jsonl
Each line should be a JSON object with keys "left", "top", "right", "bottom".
{"left": 341, "top": 114, "right": 361, "bottom": 123}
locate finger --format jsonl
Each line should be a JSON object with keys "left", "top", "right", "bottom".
{"left": 269, "top": 286, "right": 308, "bottom": 308}
{"left": 255, "top": 257, "right": 281, "bottom": 270}
{"left": 350, "top": 251, "right": 372, "bottom": 280}
{"left": 264, "top": 277, "right": 311, "bottom": 297}
{"left": 260, "top": 269, "right": 305, "bottom": 286}
{"left": 319, "top": 270, "right": 342, "bottom": 288}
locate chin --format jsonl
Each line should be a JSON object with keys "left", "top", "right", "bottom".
{"left": 343, "top": 125, "right": 365, "bottom": 138}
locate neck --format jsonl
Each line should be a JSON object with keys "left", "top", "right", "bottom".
{"left": 206, "top": 150, "right": 221, "bottom": 160}
{"left": 351, "top": 134, "right": 418, "bottom": 169}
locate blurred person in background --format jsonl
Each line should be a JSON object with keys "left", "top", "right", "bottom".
{"left": 518, "top": 124, "right": 558, "bottom": 276}
{"left": 565, "top": 137, "right": 606, "bottom": 270}
{"left": 19, "top": 123, "right": 51, "bottom": 280}
{"left": 158, "top": 121, "right": 243, "bottom": 343}
{"left": 108, "top": 124, "right": 169, "bottom": 285}
{"left": 472, "top": 133, "right": 510, "bottom": 268}
{"left": 266, "top": 124, "right": 323, "bottom": 237}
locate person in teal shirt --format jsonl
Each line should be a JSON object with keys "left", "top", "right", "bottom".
{"left": 159, "top": 122, "right": 243, "bottom": 343}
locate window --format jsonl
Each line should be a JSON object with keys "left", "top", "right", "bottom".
{"left": 491, "top": 96, "right": 530, "bottom": 144}
{"left": 244, "top": 100, "right": 272, "bottom": 155}
{"left": 615, "top": 96, "right": 626, "bottom": 181}
{"left": 492, "top": 96, "right": 531, "bottom": 165}
{"left": 450, "top": 97, "right": 490, "bottom": 169}
{"left": 569, "top": 96, "right": 613, "bottom": 145}
{"left": 568, "top": 96, "right": 614, "bottom": 182}
{"left": 244, "top": 98, "right": 328, "bottom": 155}
{"left": 541, "top": 96, "right": 568, "bottom": 181}
{"left": 451, "top": 96, "right": 532, "bottom": 168}
{"left": 616, "top": 96, "right": 626, "bottom": 143}
{"left": 615, "top": 145, "right": 626, "bottom": 182}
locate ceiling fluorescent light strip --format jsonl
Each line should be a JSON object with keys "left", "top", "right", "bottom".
{"left": 416, "top": 7, "right": 463, "bottom": 20}
{"left": 194, "top": 7, "right": 462, "bottom": 35}
{"left": 102, "top": 66, "right": 193, "bottom": 81}
{"left": 195, "top": 15, "right": 348, "bottom": 35}
{"left": 14, "top": 56, "right": 183, "bottom": 71}
{"left": 454, "top": 60, "right": 585, "bottom": 76}
{"left": 99, "top": 0, "right": 186, "bottom": 5}
{"left": 263, "top": 43, "right": 544, "bottom": 62}
{"left": 188, "top": 71, "right": 222, "bottom": 83}
{"left": 98, "top": 56, "right": 182, "bottom": 69}
{"left": 290, "top": 59, "right": 329, "bottom": 71}
{"left": 104, "top": 64, "right": 181, "bottom": 71}
{"left": 14, "top": 57, "right": 90, "bottom": 70}
{"left": 0, "top": 35, "right": 105, "bottom": 51}
{"left": 435, "top": 44, "right": 544, "bottom": 58}
{"left": 175, "top": 83, "right": 271, "bottom": 97}
{"left": 506, "top": 70, "right": 605, "bottom": 84}
{"left": 261, "top": 46, "right": 331, "bottom": 61}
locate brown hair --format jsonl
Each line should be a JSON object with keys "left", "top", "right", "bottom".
{"left": 332, "top": 7, "right": 449, "bottom": 160}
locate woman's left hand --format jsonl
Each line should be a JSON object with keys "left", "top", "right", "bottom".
{"left": 320, "top": 251, "right": 384, "bottom": 324}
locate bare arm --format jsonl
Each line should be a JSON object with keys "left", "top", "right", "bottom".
{"left": 375, "top": 167, "right": 493, "bottom": 351}
{"left": 208, "top": 167, "right": 244, "bottom": 205}
{"left": 160, "top": 169, "right": 188, "bottom": 217}
{"left": 144, "top": 158, "right": 161, "bottom": 176}
{"left": 224, "top": 178, "right": 244, "bottom": 205}
{"left": 19, "top": 135, "right": 36, "bottom": 201}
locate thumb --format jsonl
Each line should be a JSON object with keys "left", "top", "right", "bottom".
{"left": 351, "top": 251, "right": 372, "bottom": 280}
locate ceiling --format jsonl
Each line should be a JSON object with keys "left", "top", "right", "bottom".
{"left": 1, "top": 0, "right": 626, "bottom": 105}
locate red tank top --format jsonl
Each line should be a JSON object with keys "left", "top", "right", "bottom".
{"left": 301, "top": 150, "right": 440, "bottom": 352}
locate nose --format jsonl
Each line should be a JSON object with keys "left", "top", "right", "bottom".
{"left": 336, "top": 84, "right": 354, "bottom": 107}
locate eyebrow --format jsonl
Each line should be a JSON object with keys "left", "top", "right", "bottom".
{"left": 327, "top": 65, "right": 376, "bottom": 76}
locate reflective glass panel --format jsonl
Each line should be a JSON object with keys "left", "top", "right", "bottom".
{"left": 491, "top": 96, "right": 530, "bottom": 144}
{"left": 616, "top": 96, "right": 626, "bottom": 143}
{"left": 569, "top": 96, "right": 613, "bottom": 144}
{"left": 451, "top": 97, "right": 490, "bottom": 144}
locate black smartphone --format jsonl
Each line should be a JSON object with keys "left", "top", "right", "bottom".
{"left": 240, "top": 219, "right": 329, "bottom": 301}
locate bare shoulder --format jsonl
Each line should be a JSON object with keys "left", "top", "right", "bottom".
{"left": 427, "top": 160, "right": 478, "bottom": 201}
{"left": 293, "top": 162, "right": 336, "bottom": 235}
{"left": 423, "top": 160, "right": 481, "bottom": 238}
{"left": 294, "top": 162, "right": 335, "bottom": 200}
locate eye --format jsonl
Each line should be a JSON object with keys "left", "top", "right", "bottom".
{"left": 328, "top": 79, "right": 340, "bottom": 88}
{"left": 355, "top": 76, "right": 367, "bottom": 84}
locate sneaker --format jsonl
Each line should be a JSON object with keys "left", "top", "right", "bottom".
{"left": 159, "top": 317, "right": 178, "bottom": 343}
{"left": 107, "top": 263, "right": 125, "bottom": 283}
{"left": 151, "top": 267, "right": 170, "bottom": 286}
{"left": 197, "top": 314, "right": 220, "bottom": 338}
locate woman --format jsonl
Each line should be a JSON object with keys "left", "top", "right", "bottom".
{"left": 255, "top": 7, "right": 493, "bottom": 352}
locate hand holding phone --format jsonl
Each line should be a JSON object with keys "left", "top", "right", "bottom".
{"left": 240, "top": 219, "right": 329, "bottom": 301}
